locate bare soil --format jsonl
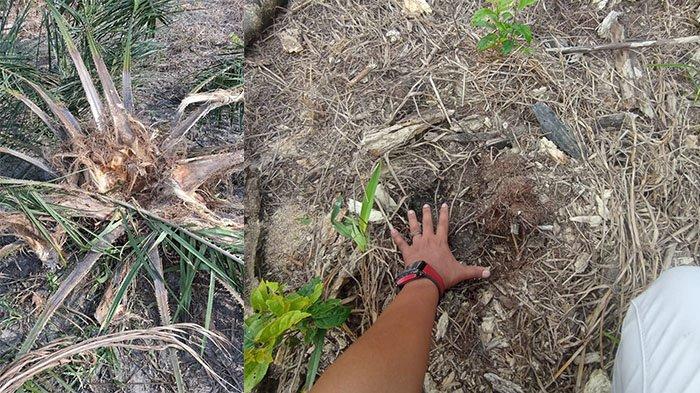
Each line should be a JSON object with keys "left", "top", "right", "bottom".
{"left": 246, "top": 0, "right": 699, "bottom": 392}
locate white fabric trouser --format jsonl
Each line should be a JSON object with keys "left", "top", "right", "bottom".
{"left": 613, "top": 266, "right": 700, "bottom": 393}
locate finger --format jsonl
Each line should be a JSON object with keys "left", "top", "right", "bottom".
{"left": 455, "top": 265, "right": 491, "bottom": 282}
{"left": 422, "top": 204, "right": 434, "bottom": 236}
{"left": 390, "top": 227, "right": 409, "bottom": 254}
{"left": 437, "top": 203, "right": 449, "bottom": 239}
{"left": 408, "top": 210, "right": 421, "bottom": 238}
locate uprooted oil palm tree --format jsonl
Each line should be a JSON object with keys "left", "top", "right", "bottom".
{"left": 1, "top": 0, "right": 177, "bottom": 150}
{"left": 0, "top": 2, "right": 243, "bottom": 390}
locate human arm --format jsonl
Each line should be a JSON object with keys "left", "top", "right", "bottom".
{"left": 311, "top": 203, "right": 490, "bottom": 393}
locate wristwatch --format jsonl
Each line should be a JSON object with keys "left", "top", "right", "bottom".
{"left": 396, "top": 261, "right": 445, "bottom": 297}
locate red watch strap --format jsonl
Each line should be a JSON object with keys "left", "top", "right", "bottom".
{"left": 396, "top": 273, "right": 419, "bottom": 287}
{"left": 421, "top": 263, "right": 446, "bottom": 295}
{"left": 396, "top": 262, "right": 446, "bottom": 297}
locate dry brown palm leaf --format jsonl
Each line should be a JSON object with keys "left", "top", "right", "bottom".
{"left": 173, "top": 89, "right": 245, "bottom": 123}
{"left": 0, "top": 242, "right": 22, "bottom": 259}
{"left": 0, "top": 324, "right": 235, "bottom": 393}
{"left": 162, "top": 89, "right": 244, "bottom": 152}
{"left": 18, "top": 223, "right": 125, "bottom": 356}
{"left": 0, "top": 212, "right": 62, "bottom": 269}
{"left": 94, "top": 258, "right": 133, "bottom": 325}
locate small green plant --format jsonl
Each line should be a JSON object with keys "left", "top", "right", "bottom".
{"left": 331, "top": 163, "right": 382, "bottom": 252}
{"left": 471, "top": 0, "right": 535, "bottom": 55}
{"left": 604, "top": 330, "right": 621, "bottom": 347}
{"left": 0, "top": 296, "right": 22, "bottom": 329}
{"left": 46, "top": 271, "right": 60, "bottom": 292}
{"left": 244, "top": 278, "right": 350, "bottom": 392}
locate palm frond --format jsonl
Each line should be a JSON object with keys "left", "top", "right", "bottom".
{"left": 0, "top": 180, "right": 244, "bottom": 355}
{"left": 1, "top": 0, "right": 176, "bottom": 147}
{"left": 147, "top": 244, "right": 186, "bottom": 393}
{"left": 0, "top": 2, "right": 59, "bottom": 149}
{"left": 45, "top": 1, "right": 106, "bottom": 132}
{"left": 0, "top": 147, "right": 58, "bottom": 180}
{"left": 18, "top": 221, "right": 125, "bottom": 356}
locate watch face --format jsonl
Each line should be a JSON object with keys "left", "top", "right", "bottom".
{"left": 409, "top": 261, "right": 426, "bottom": 270}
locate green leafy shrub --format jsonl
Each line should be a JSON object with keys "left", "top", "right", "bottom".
{"left": 330, "top": 162, "right": 381, "bottom": 252}
{"left": 471, "top": 0, "right": 535, "bottom": 55}
{"left": 244, "top": 278, "right": 350, "bottom": 392}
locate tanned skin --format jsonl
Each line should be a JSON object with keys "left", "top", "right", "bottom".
{"left": 311, "top": 203, "right": 490, "bottom": 393}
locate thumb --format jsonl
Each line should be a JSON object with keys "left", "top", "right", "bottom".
{"left": 455, "top": 265, "right": 490, "bottom": 282}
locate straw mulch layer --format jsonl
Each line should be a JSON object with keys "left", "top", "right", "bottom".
{"left": 246, "top": 0, "right": 699, "bottom": 392}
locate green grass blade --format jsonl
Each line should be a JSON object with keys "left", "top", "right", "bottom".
{"left": 98, "top": 220, "right": 150, "bottom": 332}
{"left": 358, "top": 162, "right": 382, "bottom": 234}
{"left": 303, "top": 328, "right": 326, "bottom": 391}
{"left": 201, "top": 270, "right": 216, "bottom": 355}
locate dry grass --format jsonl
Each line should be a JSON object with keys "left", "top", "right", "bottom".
{"left": 0, "top": 323, "right": 237, "bottom": 392}
{"left": 246, "top": 0, "right": 699, "bottom": 391}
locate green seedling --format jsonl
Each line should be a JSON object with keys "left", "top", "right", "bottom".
{"left": 471, "top": 0, "right": 535, "bottom": 55}
{"left": 331, "top": 163, "right": 382, "bottom": 252}
{"left": 604, "top": 330, "right": 621, "bottom": 347}
{"left": 244, "top": 278, "right": 350, "bottom": 392}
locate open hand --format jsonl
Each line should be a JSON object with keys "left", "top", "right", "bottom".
{"left": 390, "top": 203, "right": 490, "bottom": 290}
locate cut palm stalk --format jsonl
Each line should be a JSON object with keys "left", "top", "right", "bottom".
{"left": 86, "top": 29, "right": 134, "bottom": 144}
{"left": 0, "top": 147, "right": 58, "bottom": 180}
{"left": 170, "top": 151, "right": 244, "bottom": 193}
{"left": 45, "top": 1, "right": 106, "bottom": 133}
{"left": 122, "top": 22, "right": 135, "bottom": 114}
{"left": 24, "top": 80, "right": 83, "bottom": 140}
{"left": 45, "top": 195, "right": 114, "bottom": 220}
